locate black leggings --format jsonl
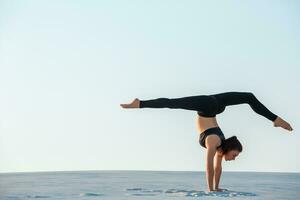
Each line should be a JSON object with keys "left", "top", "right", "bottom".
{"left": 139, "top": 91, "right": 278, "bottom": 122}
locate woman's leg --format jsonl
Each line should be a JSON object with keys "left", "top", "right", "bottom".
{"left": 214, "top": 91, "right": 293, "bottom": 131}
{"left": 214, "top": 92, "right": 278, "bottom": 122}
{"left": 120, "top": 92, "right": 292, "bottom": 131}
{"left": 139, "top": 95, "right": 218, "bottom": 114}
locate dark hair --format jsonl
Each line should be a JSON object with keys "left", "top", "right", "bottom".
{"left": 220, "top": 136, "right": 243, "bottom": 154}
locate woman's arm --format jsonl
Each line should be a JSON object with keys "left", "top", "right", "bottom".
{"left": 214, "top": 154, "right": 223, "bottom": 190}
{"left": 206, "top": 146, "right": 216, "bottom": 191}
{"left": 205, "top": 135, "right": 220, "bottom": 191}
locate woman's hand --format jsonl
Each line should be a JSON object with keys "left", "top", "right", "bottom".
{"left": 208, "top": 188, "right": 228, "bottom": 192}
{"left": 213, "top": 188, "right": 228, "bottom": 192}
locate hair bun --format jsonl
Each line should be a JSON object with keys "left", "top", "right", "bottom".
{"left": 222, "top": 135, "right": 242, "bottom": 153}
{"left": 228, "top": 136, "right": 237, "bottom": 140}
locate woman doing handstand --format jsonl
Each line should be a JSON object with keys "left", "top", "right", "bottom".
{"left": 120, "top": 91, "right": 293, "bottom": 192}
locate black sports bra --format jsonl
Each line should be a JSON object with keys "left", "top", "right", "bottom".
{"left": 199, "top": 126, "right": 225, "bottom": 148}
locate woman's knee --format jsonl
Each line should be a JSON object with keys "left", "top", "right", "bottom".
{"left": 245, "top": 92, "right": 258, "bottom": 105}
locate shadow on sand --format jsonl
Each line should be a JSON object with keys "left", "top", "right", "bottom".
{"left": 166, "top": 188, "right": 257, "bottom": 197}
{"left": 126, "top": 188, "right": 257, "bottom": 197}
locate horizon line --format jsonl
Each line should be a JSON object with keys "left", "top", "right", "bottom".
{"left": 1, "top": 169, "right": 299, "bottom": 174}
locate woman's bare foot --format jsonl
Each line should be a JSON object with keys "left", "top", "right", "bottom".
{"left": 273, "top": 116, "right": 293, "bottom": 131}
{"left": 120, "top": 98, "right": 140, "bottom": 108}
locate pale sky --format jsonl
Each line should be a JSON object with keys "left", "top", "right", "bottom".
{"left": 0, "top": 0, "right": 299, "bottom": 173}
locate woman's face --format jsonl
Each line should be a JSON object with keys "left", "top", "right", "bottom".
{"left": 224, "top": 150, "right": 240, "bottom": 161}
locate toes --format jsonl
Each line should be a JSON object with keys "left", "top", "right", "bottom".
{"left": 120, "top": 104, "right": 128, "bottom": 108}
{"left": 286, "top": 126, "right": 293, "bottom": 131}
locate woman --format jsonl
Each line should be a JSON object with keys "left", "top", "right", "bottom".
{"left": 120, "top": 91, "right": 293, "bottom": 192}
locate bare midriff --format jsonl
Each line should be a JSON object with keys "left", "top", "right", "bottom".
{"left": 196, "top": 115, "right": 219, "bottom": 133}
